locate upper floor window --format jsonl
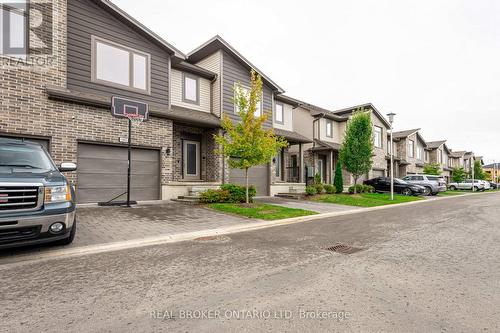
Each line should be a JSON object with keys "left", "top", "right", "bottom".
{"left": 92, "top": 36, "right": 150, "bottom": 93}
{"left": 416, "top": 145, "right": 422, "bottom": 160}
{"left": 425, "top": 151, "right": 429, "bottom": 162}
{"left": 374, "top": 126, "right": 382, "bottom": 148}
{"left": 326, "top": 120, "right": 333, "bottom": 138}
{"left": 234, "top": 85, "right": 262, "bottom": 117}
{"left": 275, "top": 103, "right": 284, "bottom": 124}
{"left": 438, "top": 149, "right": 443, "bottom": 164}
{"left": 408, "top": 140, "right": 415, "bottom": 158}
{"left": 183, "top": 73, "right": 199, "bottom": 104}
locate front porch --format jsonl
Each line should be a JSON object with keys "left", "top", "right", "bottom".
{"left": 271, "top": 129, "right": 312, "bottom": 196}
{"left": 163, "top": 123, "right": 223, "bottom": 201}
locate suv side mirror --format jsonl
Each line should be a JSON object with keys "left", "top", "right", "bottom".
{"left": 59, "top": 162, "right": 77, "bottom": 172}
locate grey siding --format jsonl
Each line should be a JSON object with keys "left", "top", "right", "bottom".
{"left": 67, "top": 0, "right": 169, "bottom": 107}
{"left": 222, "top": 51, "right": 273, "bottom": 128}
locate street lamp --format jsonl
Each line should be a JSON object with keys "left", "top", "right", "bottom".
{"left": 471, "top": 156, "right": 475, "bottom": 192}
{"left": 387, "top": 112, "right": 396, "bottom": 201}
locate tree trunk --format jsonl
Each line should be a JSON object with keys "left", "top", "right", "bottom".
{"left": 245, "top": 168, "right": 249, "bottom": 204}
{"left": 353, "top": 176, "right": 358, "bottom": 194}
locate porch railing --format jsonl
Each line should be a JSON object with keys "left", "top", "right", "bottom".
{"left": 285, "top": 166, "right": 300, "bottom": 183}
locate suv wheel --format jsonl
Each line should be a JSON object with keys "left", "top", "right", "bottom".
{"left": 53, "top": 218, "right": 76, "bottom": 246}
{"left": 449, "top": 185, "right": 456, "bottom": 191}
{"left": 473, "top": 186, "right": 479, "bottom": 192}
{"left": 402, "top": 188, "right": 412, "bottom": 196}
{"left": 423, "top": 187, "right": 432, "bottom": 196}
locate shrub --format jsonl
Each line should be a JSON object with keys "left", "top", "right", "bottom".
{"left": 348, "top": 184, "right": 375, "bottom": 194}
{"left": 199, "top": 189, "right": 231, "bottom": 203}
{"left": 324, "top": 184, "right": 336, "bottom": 194}
{"left": 220, "top": 183, "right": 256, "bottom": 203}
{"left": 305, "top": 185, "right": 317, "bottom": 196}
{"left": 363, "top": 185, "right": 375, "bottom": 193}
{"left": 314, "top": 183, "right": 324, "bottom": 194}
{"left": 314, "top": 173, "right": 322, "bottom": 185}
{"left": 334, "top": 160, "right": 344, "bottom": 194}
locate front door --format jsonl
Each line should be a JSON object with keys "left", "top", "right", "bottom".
{"left": 183, "top": 140, "right": 200, "bottom": 180}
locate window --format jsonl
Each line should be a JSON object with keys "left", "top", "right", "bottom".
{"left": 275, "top": 103, "right": 284, "bottom": 124}
{"left": 183, "top": 73, "right": 199, "bottom": 104}
{"left": 416, "top": 145, "right": 422, "bottom": 160}
{"left": 275, "top": 152, "right": 282, "bottom": 179}
{"left": 438, "top": 150, "right": 443, "bottom": 164}
{"left": 374, "top": 126, "right": 382, "bottom": 148}
{"left": 325, "top": 120, "right": 333, "bottom": 138}
{"left": 425, "top": 151, "right": 429, "bottom": 162}
{"left": 234, "top": 85, "right": 262, "bottom": 117}
{"left": 408, "top": 140, "right": 414, "bottom": 158}
{"left": 92, "top": 36, "right": 150, "bottom": 93}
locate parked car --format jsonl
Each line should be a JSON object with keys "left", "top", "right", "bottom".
{"left": 0, "top": 138, "right": 77, "bottom": 249}
{"left": 363, "top": 177, "right": 426, "bottom": 196}
{"left": 479, "top": 180, "right": 491, "bottom": 190}
{"left": 448, "top": 179, "right": 485, "bottom": 191}
{"left": 402, "top": 174, "right": 447, "bottom": 196}
{"left": 489, "top": 182, "right": 499, "bottom": 189}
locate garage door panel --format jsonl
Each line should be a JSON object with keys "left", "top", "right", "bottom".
{"left": 77, "top": 143, "right": 160, "bottom": 203}
{"left": 229, "top": 165, "right": 269, "bottom": 196}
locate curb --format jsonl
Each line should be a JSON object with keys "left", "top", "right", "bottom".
{"left": 0, "top": 191, "right": 495, "bottom": 269}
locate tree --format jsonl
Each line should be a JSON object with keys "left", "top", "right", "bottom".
{"left": 423, "top": 163, "right": 441, "bottom": 176}
{"left": 451, "top": 167, "right": 466, "bottom": 183}
{"left": 334, "top": 159, "right": 344, "bottom": 194}
{"left": 215, "top": 70, "right": 288, "bottom": 204}
{"left": 339, "top": 109, "right": 373, "bottom": 194}
{"left": 471, "top": 160, "right": 486, "bottom": 180}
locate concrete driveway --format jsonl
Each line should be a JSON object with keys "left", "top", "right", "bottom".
{"left": 256, "top": 197, "right": 364, "bottom": 213}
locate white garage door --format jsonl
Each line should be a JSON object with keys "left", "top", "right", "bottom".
{"left": 77, "top": 143, "right": 160, "bottom": 203}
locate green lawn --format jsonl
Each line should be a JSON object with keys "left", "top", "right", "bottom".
{"left": 312, "top": 193, "right": 423, "bottom": 207}
{"left": 209, "top": 203, "right": 317, "bottom": 220}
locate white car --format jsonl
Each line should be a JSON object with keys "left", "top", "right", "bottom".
{"left": 479, "top": 180, "right": 491, "bottom": 190}
{"left": 448, "top": 180, "right": 485, "bottom": 191}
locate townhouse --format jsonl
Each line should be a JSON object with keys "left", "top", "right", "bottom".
{"left": 0, "top": 0, "right": 486, "bottom": 203}
{"left": 389, "top": 129, "right": 427, "bottom": 178}
{"left": 426, "top": 141, "right": 452, "bottom": 182}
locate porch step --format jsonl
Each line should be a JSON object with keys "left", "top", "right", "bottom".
{"left": 172, "top": 196, "right": 201, "bottom": 205}
{"left": 275, "top": 193, "right": 306, "bottom": 200}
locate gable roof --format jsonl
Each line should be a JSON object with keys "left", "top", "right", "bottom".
{"left": 426, "top": 140, "right": 447, "bottom": 149}
{"left": 392, "top": 128, "right": 420, "bottom": 139}
{"left": 276, "top": 95, "right": 348, "bottom": 121}
{"left": 331, "top": 103, "right": 392, "bottom": 128}
{"left": 449, "top": 151, "right": 467, "bottom": 158}
{"left": 187, "top": 35, "right": 284, "bottom": 93}
{"left": 97, "top": 0, "right": 185, "bottom": 58}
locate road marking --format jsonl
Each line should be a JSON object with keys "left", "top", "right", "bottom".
{"left": 0, "top": 191, "right": 494, "bottom": 269}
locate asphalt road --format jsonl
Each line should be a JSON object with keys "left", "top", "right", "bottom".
{"left": 1, "top": 193, "right": 499, "bottom": 333}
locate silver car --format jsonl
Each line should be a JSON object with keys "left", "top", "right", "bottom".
{"left": 402, "top": 174, "right": 447, "bottom": 196}
{"left": 448, "top": 179, "right": 485, "bottom": 191}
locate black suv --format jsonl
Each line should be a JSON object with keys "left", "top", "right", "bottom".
{"left": 0, "top": 138, "right": 77, "bottom": 249}
{"left": 364, "top": 177, "right": 426, "bottom": 196}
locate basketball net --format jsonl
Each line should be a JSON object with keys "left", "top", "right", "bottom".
{"left": 126, "top": 114, "right": 145, "bottom": 127}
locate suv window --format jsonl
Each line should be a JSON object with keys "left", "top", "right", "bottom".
{"left": 0, "top": 145, "right": 55, "bottom": 173}
{"left": 414, "top": 176, "right": 424, "bottom": 181}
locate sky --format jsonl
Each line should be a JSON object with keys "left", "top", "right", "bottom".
{"left": 114, "top": 0, "right": 500, "bottom": 163}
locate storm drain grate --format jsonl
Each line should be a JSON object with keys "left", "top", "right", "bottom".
{"left": 325, "top": 243, "right": 364, "bottom": 255}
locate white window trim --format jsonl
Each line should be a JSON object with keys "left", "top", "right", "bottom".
{"left": 275, "top": 102, "right": 284, "bottom": 125}
{"left": 374, "top": 126, "right": 383, "bottom": 148}
{"left": 325, "top": 120, "right": 333, "bottom": 138}
{"left": 182, "top": 72, "right": 200, "bottom": 105}
{"left": 91, "top": 36, "right": 151, "bottom": 94}
{"left": 408, "top": 140, "right": 415, "bottom": 158}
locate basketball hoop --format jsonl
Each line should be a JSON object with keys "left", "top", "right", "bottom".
{"left": 126, "top": 114, "right": 145, "bottom": 127}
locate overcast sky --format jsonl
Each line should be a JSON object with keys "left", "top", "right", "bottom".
{"left": 115, "top": 0, "right": 500, "bottom": 163}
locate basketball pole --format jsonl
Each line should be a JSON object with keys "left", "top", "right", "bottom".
{"left": 127, "top": 118, "right": 132, "bottom": 207}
